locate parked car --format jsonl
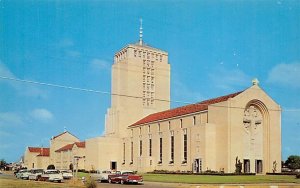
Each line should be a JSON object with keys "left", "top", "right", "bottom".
{"left": 28, "top": 169, "right": 44, "bottom": 181}
{"left": 108, "top": 170, "right": 143, "bottom": 184}
{"left": 15, "top": 169, "right": 27, "bottom": 179}
{"left": 20, "top": 170, "right": 31, "bottom": 180}
{"left": 40, "top": 169, "right": 63, "bottom": 183}
{"left": 60, "top": 170, "right": 73, "bottom": 179}
{"left": 90, "top": 170, "right": 113, "bottom": 182}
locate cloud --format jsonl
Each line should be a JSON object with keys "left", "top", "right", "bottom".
{"left": 0, "top": 61, "right": 47, "bottom": 98}
{"left": 172, "top": 76, "right": 205, "bottom": 105}
{"left": 0, "top": 62, "right": 15, "bottom": 78}
{"left": 0, "top": 112, "right": 23, "bottom": 127}
{"left": 0, "top": 130, "right": 12, "bottom": 137}
{"left": 30, "top": 108, "right": 53, "bottom": 122}
{"left": 54, "top": 39, "right": 81, "bottom": 58}
{"left": 90, "top": 58, "right": 110, "bottom": 71}
{"left": 208, "top": 67, "right": 251, "bottom": 91}
{"left": 267, "top": 63, "right": 300, "bottom": 88}
{"left": 57, "top": 38, "right": 74, "bottom": 48}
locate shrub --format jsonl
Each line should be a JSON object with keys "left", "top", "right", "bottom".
{"left": 85, "top": 177, "right": 97, "bottom": 188}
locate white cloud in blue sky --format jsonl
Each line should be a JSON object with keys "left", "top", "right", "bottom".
{"left": 0, "top": 112, "right": 23, "bottom": 127}
{"left": 209, "top": 67, "right": 251, "bottom": 91}
{"left": 267, "top": 63, "right": 300, "bottom": 88}
{"left": 90, "top": 58, "right": 110, "bottom": 71}
{"left": 30, "top": 109, "right": 54, "bottom": 122}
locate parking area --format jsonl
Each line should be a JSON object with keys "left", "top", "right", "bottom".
{"left": 1, "top": 172, "right": 300, "bottom": 188}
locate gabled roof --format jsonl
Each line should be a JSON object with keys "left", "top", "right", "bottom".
{"left": 75, "top": 141, "right": 85, "bottom": 148}
{"left": 28, "top": 147, "right": 48, "bottom": 153}
{"left": 130, "top": 91, "right": 243, "bottom": 127}
{"left": 28, "top": 147, "right": 50, "bottom": 157}
{"left": 51, "top": 131, "right": 78, "bottom": 140}
{"left": 37, "top": 148, "right": 50, "bottom": 157}
{"left": 55, "top": 141, "right": 85, "bottom": 152}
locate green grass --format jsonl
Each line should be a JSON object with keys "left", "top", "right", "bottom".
{"left": 0, "top": 175, "right": 84, "bottom": 188}
{"left": 75, "top": 172, "right": 89, "bottom": 179}
{"left": 142, "top": 174, "right": 300, "bottom": 184}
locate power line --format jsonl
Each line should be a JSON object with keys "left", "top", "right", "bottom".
{"left": 0, "top": 75, "right": 296, "bottom": 112}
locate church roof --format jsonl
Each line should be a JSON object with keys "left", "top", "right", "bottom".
{"left": 130, "top": 91, "right": 243, "bottom": 127}
{"left": 55, "top": 141, "right": 85, "bottom": 152}
{"left": 28, "top": 147, "right": 50, "bottom": 157}
{"left": 51, "top": 131, "right": 78, "bottom": 140}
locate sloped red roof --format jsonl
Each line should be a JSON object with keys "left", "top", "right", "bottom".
{"left": 28, "top": 147, "right": 50, "bottom": 157}
{"left": 55, "top": 141, "right": 85, "bottom": 152}
{"left": 51, "top": 131, "right": 79, "bottom": 140}
{"left": 130, "top": 91, "right": 243, "bottom": 127}
{"left": 55, "top": 143, "right": 73, "bottom": 152}
{"left": 75, "top": 141, "right": 85, "bottom": 148}
{"left": 37, "top": 148, "right": 50, "bottom": 157}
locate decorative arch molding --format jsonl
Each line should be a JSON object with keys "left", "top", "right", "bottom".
{"left": 242, "top": 99, "right": 270, "bottom": 173}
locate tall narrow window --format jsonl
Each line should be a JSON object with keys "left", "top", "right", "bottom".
{"left": 170, "top": 131, "right": 174, "bottom": 163}
{"left": 183, "top": 129, "right": 187, "bottom": 163}
{"left": 180, "top": 119, "right": 183, "bottom": 128}
{"left": 148, "top": 125, "right": 150, "bottom": 133}
{"left": 158, "top": 123, "right": 160, "bottom": 132}
{"left": 193, "top": 116, "right": 196, "bottom": 125}
{"left": 159, "top": 137, "right": 162, "bottom": 163}
{"left": 149, "top": 138, "right": 152, "bottom": 156}
{"left": 123, "top": 143, "right": 125, "bottom": 164}
{"left": 140, "top": 140, "right": 142, "bottom": 156}
{"left": 168, "top": 121, "right": 171, "bottom": 130}
{"left": 130, "top": 142, "right": 133, "bottom": 164}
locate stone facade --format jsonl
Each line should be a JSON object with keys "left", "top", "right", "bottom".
{"left": 23, "top": 147, "right": 50, "bottom": 169}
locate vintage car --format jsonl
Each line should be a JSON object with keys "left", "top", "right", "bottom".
{"left": 60, "top": 170, "right": 73, "bottom": 179}
{"left": 28, "top": 169, "right": 44, "bottom": 180}
{"left": 108, "top": 170, "right": 143, "bottom": 184}
{"left": 20, "top": 170, "right": 31, "bottom": 180}
{"left": 15, "top": 169, "right": 28, "bottom": 179}
{"left": 39, "top": 169, "right": 63, "bottom": 183}
{"left": 90, "top": 170, "right": 113, "bottom": 182}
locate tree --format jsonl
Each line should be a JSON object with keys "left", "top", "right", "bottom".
{"left": 0, "top": 159, "right": 7, "bottom": 169}
{"left": 285, "top": 155, "right": 300, "bottom": 171}
{"left": 47, "top": 164, "right": 55, "bottom": 170}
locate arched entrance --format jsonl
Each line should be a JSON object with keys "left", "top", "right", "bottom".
{"left": 243, "top": 100, "right": 269, "bottom": 174}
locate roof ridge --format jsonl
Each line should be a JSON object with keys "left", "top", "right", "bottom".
{"left": 130, "top": 90, "right": 243, "bottom": 127}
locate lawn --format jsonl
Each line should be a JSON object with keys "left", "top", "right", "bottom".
{"left": 0, "top": 175, "right": 84, "bottom": 188}
{"left": 142, "top": 174, "right": 300, "bottom": 184}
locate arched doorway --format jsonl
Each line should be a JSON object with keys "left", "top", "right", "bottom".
{"left": 243, "top": 100, "right": 269, "bottom": 174}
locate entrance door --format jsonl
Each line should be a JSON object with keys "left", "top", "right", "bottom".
{"left": 110, "top": 161, "right": 117, "bottom": 170}
{"left": 255, "top": 160, "right": 263, "bottom": 174}
{"left": 194, "top": 159, "right": 202, "bottom": 173}
{"left": 244, "top": 159, "right": 250, "bottom": 173}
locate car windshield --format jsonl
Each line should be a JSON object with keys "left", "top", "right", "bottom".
{"left": 45, "top": 170, "right": 59, "bottom": 174}
{"left": 122, "top": 172, "right": 134, "bottom": 175}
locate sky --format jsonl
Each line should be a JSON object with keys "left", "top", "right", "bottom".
{"left": 0, "top": 0, "right": 300, "bottom": 162}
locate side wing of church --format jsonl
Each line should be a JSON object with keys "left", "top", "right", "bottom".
{"left": 123, "top": 81, "right": 281, "bottom": 174}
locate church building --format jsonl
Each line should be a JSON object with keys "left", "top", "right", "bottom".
{"left": 85, "top": 22, "right": 281, "bottom": 174}
{"left": 23, "top": 21, "right": 281, "bottom": 174}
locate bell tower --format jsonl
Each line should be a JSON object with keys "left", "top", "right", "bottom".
{"left": 105, "top": 20, "right": 170, "bottom": 137}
